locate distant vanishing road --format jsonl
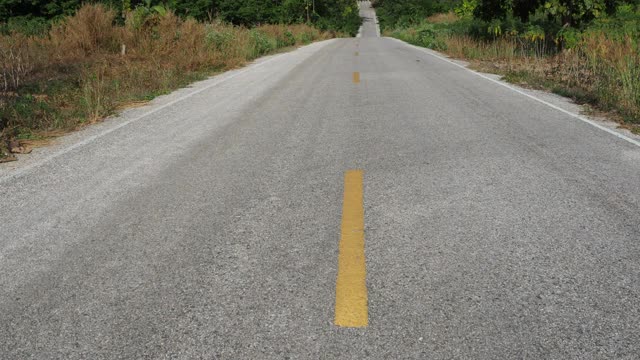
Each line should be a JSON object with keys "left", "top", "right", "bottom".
{"left": 2, "top": 2, "right": 640, "bottom": 358}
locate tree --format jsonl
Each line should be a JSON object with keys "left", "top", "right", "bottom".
{"left": 543, "top": 0, "right": 607, "bottom": 26}
{"left": 0, "top": 0, "right": 361, "bottom": 34}
{"left": 1, "top": 0, "right": 82, "bottom": 20}
{"left": 375, "top": 0, "right": 449, "bottom": 28}
{"left": 473, "top": 0, "right": 617, "bottom": 25}
{"left": 166, "top": 0, "right": 217, "bottom": 20}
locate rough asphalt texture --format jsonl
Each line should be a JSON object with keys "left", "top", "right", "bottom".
{"left": 2, "top": 2, "right": 640, "bottom": 358}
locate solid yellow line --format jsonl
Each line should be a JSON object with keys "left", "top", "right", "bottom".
{"left": 355, "top": 51, "right": 359, "bottom": 56}
{"left": 335, "top": 170, "right": 368, "bottom": 327}
{"left": 353, "top": 72, "right": 360, "bottom": 84}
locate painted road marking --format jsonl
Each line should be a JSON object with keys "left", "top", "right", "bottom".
{"left": 335, "top": 170, "right": 368, "bottom": 327}
{"left": 355, "top": 51, "right": 359, "bottom": 56}
{"left": 353, "top": 72, "right": 360, "bottom": 84}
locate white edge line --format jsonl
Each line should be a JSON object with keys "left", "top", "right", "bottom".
{"left": 356, "top": 1, "right": 363, "bottom": 38}
{"left": 388, "top": 37, "right": 640, "bottom": 148}
{"left": 0, "top": 41, "right": 334, "bottom": 184}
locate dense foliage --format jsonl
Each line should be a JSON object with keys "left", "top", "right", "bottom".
{"left": 375, "top": 0, "right": 640, "bottom": 32}
{"left": 374, "top": 0, "right": 459, "bottom": 28}
{"left": 0, "top": 0, "right": 361, "bottom": 35}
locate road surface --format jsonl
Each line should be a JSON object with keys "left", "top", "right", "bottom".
{"left": 2, "top": 2, "right": 640, "bottom": 358}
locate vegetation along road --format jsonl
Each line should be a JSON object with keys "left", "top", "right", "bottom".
{"left": 1, "top": 0, "right": 640, "bottom": 358}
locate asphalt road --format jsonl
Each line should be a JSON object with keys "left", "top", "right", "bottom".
{"left": 2, "top": 2, "right": 640, "bottom": 358}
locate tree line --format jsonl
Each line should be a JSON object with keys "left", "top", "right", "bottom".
{"left": 375, "top": 0, "right": 640, "bottom": 30}
{"left": 0, "top": 0, "right": 361, "bottom": 35}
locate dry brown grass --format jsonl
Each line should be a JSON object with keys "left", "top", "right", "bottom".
{"left": 49, "top": 5, "right": 121, "bottom": 58}
{"left": 440, "top": 35, "right": 519, "bottom": 61}
{"left": 0, "top": 33, "right": 41, "bottom": 92}
{"left": 426, "top": 12, "right": 459, "bottom": 24}
{"left": 435, "top": 32, "right": 640, "bottom": 125}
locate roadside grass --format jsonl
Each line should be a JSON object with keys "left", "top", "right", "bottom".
{"left": 386, "top": 13, "right": 640, "bottom": 134}
{"left": 426, "top": 12, "right": 459, "bottom": 24}
{"left": 0, "top": 4, "right": 334, "bottom": 160}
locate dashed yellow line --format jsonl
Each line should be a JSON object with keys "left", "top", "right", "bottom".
{"left": 353, "top": 72, "right": 360, "bottom": 84}
{"left": 334, "top": 170, "right": 368, "bottom": 328}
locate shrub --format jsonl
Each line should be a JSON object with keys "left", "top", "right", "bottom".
{"left": 0, "top": 16, "right": 49, "bottom": 36}
{"left": 49, "top": 4, "right": 119, "bottom": 56}
{"left": 0, "top": 34, "right": 39, "bottom": 92}
{"left": 249, "top": 29, "right": 276, "bottom": 57}
{"left": 206, "top": 26, "right": 235, "bottom": 51}
{"left": 277, "top": 29, "right": 296, "bottom": 47}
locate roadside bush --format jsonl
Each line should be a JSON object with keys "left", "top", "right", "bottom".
{"left": 277, "top": 30, "right": 297, "bottom": 47}
{"left": 49, "top": 4, "right": 120, "bottom": 57}
{"left": 249, "top": 29, "right": 276, "bottom": 57}
{"left": 389, "top": 22, "right": 451, "bottom": 51}
{"left": 298, "top": 30, "right": 315, "bottom": 44}
{"left": 0, "top": 16, "right": 49, "bottom": 36}
{"left": 205, "top": 26, "right": 235, "bottom": 51}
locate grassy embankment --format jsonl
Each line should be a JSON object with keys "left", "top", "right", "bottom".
{"left": 0, "top": 4, "right": 335, "bottom": 161}
{"left": 384, "top": 8, "right": 640, "bottom": 135}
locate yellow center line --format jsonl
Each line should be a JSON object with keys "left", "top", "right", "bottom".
{"left": 335, "top": 170, "right": 368, "bottom": 328}
{"left": 353, "top": 72, "right": 360, "bottom": 84}
{"left": 355, "top": 51, "right": 359, "bottom": 56}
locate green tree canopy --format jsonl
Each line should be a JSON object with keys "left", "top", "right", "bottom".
{"left": 0, "top": 0, "right": 361, "bottom": 34}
